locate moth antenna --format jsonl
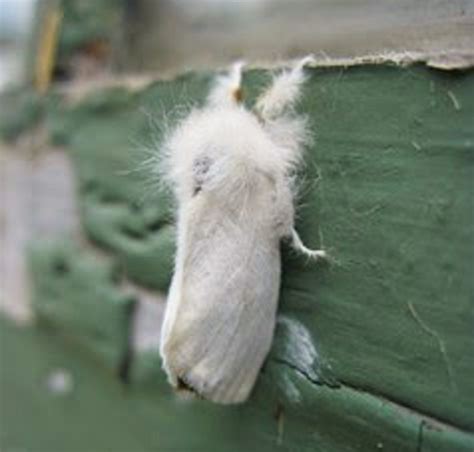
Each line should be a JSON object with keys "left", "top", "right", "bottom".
{"left": 293, "top": 54, "right": 316, "bottom": 73}
{"left": 255, "top": 54, "right": 315, "bottom": 121}
{"left": 208, "top": 60, "right": 246, "bottom": 107}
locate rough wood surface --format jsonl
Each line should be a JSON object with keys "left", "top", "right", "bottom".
{"left": 1, "top": 62, "right": 473, "bottom": 451}
{"left": 120, "top": 0, "right": 474, "bottom": 72}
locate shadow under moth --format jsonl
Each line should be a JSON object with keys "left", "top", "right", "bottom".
{"left": 158, "top": 56, "right": 325, "bottom": 403}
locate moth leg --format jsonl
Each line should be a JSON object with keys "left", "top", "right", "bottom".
{"left": 274, "top": 178, "right": 325, "bottom": 261}
{"left": 291, "top": 228, "right": 326, "bottom": 261}
{"left": 255, "top": 55, "right": 315, "bottom": 121}
{"left": 207, "top": 61, "right": 245, "bottom": 107}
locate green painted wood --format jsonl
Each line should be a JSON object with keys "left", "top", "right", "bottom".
{"left": 1, "top": 319, "right": 472, "bottom": 452}
{"left": 280, "top": 64, "right": 474, "bottom": 432}
{"left": 29, "top": 240, "right": 134, "bottom": 372}
{"left": 16, "top": 63, "right": 474, "bottom": 449}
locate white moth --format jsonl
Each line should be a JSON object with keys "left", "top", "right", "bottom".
{"left": 159, "top": 56, "right": 325, "bottom": 404}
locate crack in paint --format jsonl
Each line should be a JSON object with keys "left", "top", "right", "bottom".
{"left": 275, "top": 357, "right": 473, "bottom": 435}
{"left": 407, "top": 301, "right": 457, "bottom": 394}
{"left": 272, "top": 356, "right": 340, "bottom": 388}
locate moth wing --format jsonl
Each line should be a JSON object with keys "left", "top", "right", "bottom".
{"left": 161, "top": 197, "right": 281, "bottom": 403}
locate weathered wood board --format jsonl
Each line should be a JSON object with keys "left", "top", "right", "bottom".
{"left": 0, "top": 62, "right": 473, "bottom": 451}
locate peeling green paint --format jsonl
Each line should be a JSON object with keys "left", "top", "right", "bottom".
{"left": 10, "top": 62, "right": 474, "bottom": 450}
